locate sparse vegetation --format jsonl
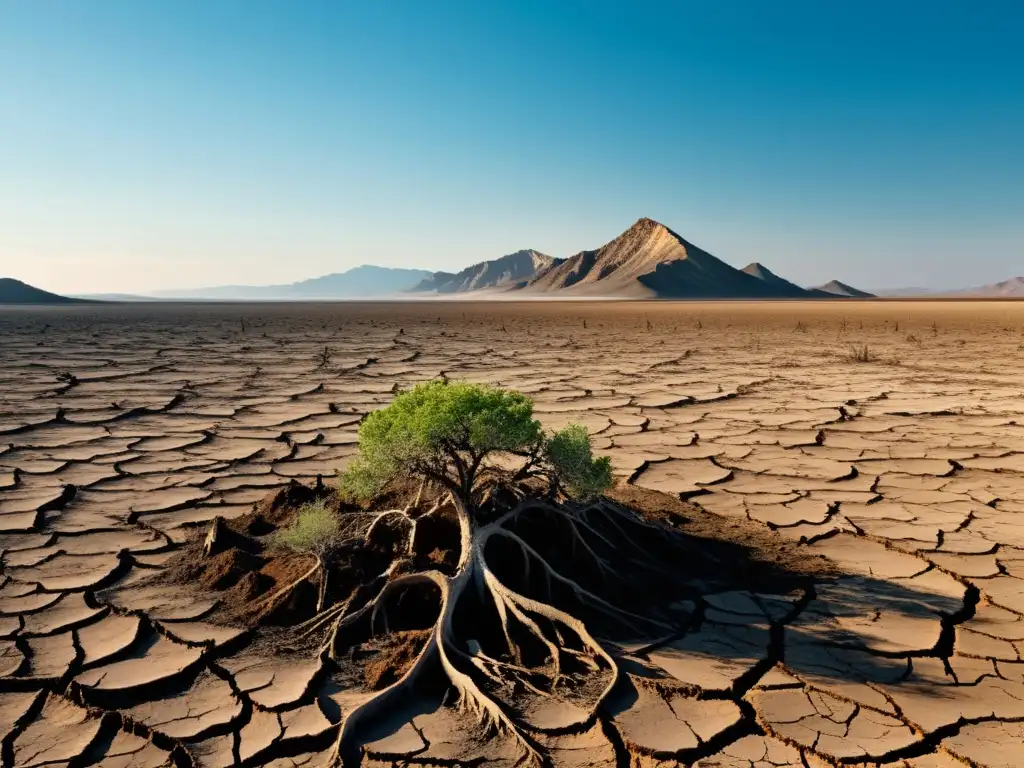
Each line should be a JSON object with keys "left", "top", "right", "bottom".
{"left": 847, "top": 343, "right": 874, "bottom": 363}
{"left": 271, "top": 498, "right": 340, "bottom": 556}
{"left": 269, "top": 499, "right": 341, "bottom": 611}
{"left": 315, "top": 346, "right": 333, "bottom": 369}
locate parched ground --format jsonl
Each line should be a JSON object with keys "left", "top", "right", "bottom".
{"left": 2, "top": 299, "right": 1024, "bottom": 767}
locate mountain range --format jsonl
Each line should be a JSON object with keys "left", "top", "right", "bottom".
{"left": 124, "top": 218, "right": 870, "bottom": 300}
{"left": 149, "top": 265, "right": 433, "bottom": 300}
{"left": 8, "top": 217, "right": 1024, "bottom": 303}
{"left": 410, "top": 218, "right": 867, "bottom": 299}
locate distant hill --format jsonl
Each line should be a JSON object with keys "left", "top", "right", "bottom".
{"left": 412, "top": 250, "right": 557, "bottom": 293}
{"left": 519, "top": 218, "right": 812, "bottom": 298}
{"left": 0, "top": 278, "right": 84, "bottom": 304}
{"left": 741, "top": 262, "right": 808, "bottom": 295}
{"left": 812, "top": 280, "right": 874, "bottom": 298}
{"left": 72, "top": 293, "right": 163, "bottom": 301}
{"left": 411, "top": 271, "right": 458, "bottom": 293}
{"left": 942, "top": 276, "right": 1024, "bottom": 298}
{"left": 870, "top": 279, "right": 1024, "bottom": 297}
{"left": 153, "top": 265, "right": 433, "bottom": 300}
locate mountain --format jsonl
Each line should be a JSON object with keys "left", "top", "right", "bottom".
{"left": 153, "top": 265, "right": 433, "bottom": 300}
{"left": 943, "top": 277, "right": 1024, "bottom": 298}
{"left": 0, "top": 278, "right": 84, "bottom": 304}
{"left": 741, "top": 262, "right": 808, "bottom": 294}
{"left": 813, "top": 280, "right": 874, "bottom": 298}
{"left": 873, "top": 278, "right": 1024, "bottom": 298}
{"left": 520, "top": 218, "right": 810, "bottom": 298}
{"left": 411, "top": 271, "right": 457, "bottom": 292}
{"left": 412, "top": 250, "right": 557, "bottom": 293}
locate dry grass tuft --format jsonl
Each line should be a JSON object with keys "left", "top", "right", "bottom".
{"left": 315, "top": 346, "right": 333, "bottom": 369}
{"left": 270, "top": 499, "right": 340, "bottom": 557}
{"left": 846, "top": 343, "right": 874, "bottom": 363}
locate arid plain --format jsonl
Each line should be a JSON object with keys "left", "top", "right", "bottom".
{"left": 3, "top": 300, "right": 1024, "bottom": 768}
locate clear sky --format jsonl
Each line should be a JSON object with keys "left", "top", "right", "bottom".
{"left": 2, "top": 1, "right": 1022, "bottom": 294}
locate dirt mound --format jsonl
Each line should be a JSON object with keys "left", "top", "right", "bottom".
{"left": 239, "top": 478, "right": 323, "bottom": 534}
{"left": 198, "top": 548, "right": 265, "bottom": 590}
{"left": 158, "top": 477, "right": 457, "bottom": 627}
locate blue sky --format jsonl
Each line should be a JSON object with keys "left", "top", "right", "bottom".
{"left": 1, "top": 1, "right": 1022, "bottom": 293}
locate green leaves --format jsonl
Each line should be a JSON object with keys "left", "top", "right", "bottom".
{"left": 337, "top": 379, "right": 611, "bottom": 505}
{"left": 546, "top": 424, "right": 613, "bottom": 500}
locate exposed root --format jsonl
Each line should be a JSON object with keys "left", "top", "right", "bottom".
{"left": 478, "top": 556, "right": 620, "bottom": 727}
{"left": 434, "top": 564, "right": 544, "bottom": 762}
{"left": 363, "top": 509, "right": 412, "bottom": 545}
{"left": 404, "top": 478, "right": 426, "bottom": 513}
{"left": 485, "top": 526, "right": 673, "bottom": 633}
{"left": 320, "top": 493, "right": 692, "bottom": 766}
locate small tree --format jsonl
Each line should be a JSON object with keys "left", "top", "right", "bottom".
{"left": 339, "top": 380, "right": 611, "bottom": 563}
{"left": 270, "top": 499, "right": 340, "bottom": 612}
{"left": 320, "top": 382, "right": 692, "bottom": 765}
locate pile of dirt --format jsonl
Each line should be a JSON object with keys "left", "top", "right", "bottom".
{"left": 158, "top": 477, "right": 458, "bottom": 627}
{"left": 198, "top": 548, "right": 264, "bottom": 590}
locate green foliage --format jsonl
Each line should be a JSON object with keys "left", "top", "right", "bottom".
{"left": 546, "top": 424, "right": 613, "bottom": 500}
{"left": 338, "top": 380, "right": 612, "bottom": 505}
{"left": 339, "top": 380, "right": 543, "bottom": 499}
{"left": 271, "top": 499, "right": 340, "bottom": 557}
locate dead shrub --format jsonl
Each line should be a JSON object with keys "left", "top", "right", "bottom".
{"left": 846, "top": 344, "right": 874, "bottom": 363}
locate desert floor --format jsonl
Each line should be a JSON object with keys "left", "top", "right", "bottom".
{"left": 3, "top": 300, "right": 1024, "bottom": 768}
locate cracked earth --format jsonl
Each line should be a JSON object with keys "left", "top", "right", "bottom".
{"left": 2, "top": 300, "right": 1024, "bottom": 767}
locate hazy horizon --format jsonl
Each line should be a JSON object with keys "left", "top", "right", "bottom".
{"left": 2, "top": 1, "right": 1022, "bottom": 294}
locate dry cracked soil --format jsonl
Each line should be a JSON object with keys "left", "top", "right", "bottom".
{"left": 3, "top": 300, "right": 1024, "bottom": 768}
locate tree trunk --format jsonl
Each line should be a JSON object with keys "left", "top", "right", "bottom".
{"left": 452, "top": 494, "right": 475, "bottom": 571}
